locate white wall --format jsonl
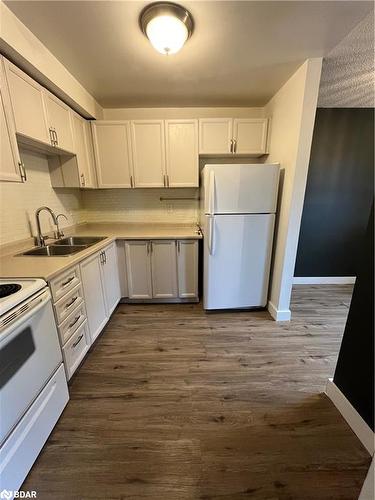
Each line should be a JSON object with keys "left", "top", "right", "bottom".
{"left": 0, "top": 150, "right": 84, "bottom": 245}
{"left": 0, "top": 1, "right": 102, "bottom": 119}
{"left": 103, "top": 107, "right": 265, "bottom": 120}
{"left": 264, "top": 58, "right": 322, "bottom": 321}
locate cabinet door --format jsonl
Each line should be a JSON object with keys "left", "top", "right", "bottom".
{"left": 125, "top": 241, "right": 153, "bottom": 299}
{"left": 165, "top": 119, "right": 198, "bottom": 187}
{"left": 131, "top": 120, "right": 165, "bottom": 187}
{"left": 0, "top": 63, "right": 22, "bottom": 182}
{"left": 80, "top": 252, "right": 108, "bottom": 343}
{"left": 151, "top": 241, "right": 178, "bottom": 299}
{"left": 71, "top": 112, "right": 96, "bottom": 188}
{"left": 199, "top": 118, "right": 233, "bottom": 154}
{"left": 4, "top": 59, "right": 49, "bottom": 145}
{"left": 101, "top": 242, "right": 121, "bottom": 316}
{"left": 233, "top": 119, "right": 268, "bottom": 155}
{"left": 92, "top": 121, "right": 133, "bottom": 188}
{"left": 44, "top": 91, "right": 74, "bottom": 153}
{"left": 177, "top": 240, "right": 198, "bottom": 298}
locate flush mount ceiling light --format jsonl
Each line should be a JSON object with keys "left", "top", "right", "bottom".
{"left": 140, "top": 2, "right": 194, "bottom": 55}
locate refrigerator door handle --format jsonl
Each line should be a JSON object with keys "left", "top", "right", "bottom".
{"left": 208, "top": 216, "right": 215, "bottom": 255}
{"left": 208, "top": 170, "right": 215, "bottom": 215}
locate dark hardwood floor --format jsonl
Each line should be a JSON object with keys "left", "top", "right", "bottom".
{"left": 22, "top": 285, "right": 370, "bottom": 499}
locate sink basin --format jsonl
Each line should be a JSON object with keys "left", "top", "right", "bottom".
{"left": 53, "top": 236, "right": 106, "bottom": 246}
{"left": 20, "top": 245, "right": 88, "bottom": 256}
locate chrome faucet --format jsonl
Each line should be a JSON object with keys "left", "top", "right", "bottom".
{"left": 35, "top": 206, "right": 58, "bottom": 247}
{"left": 55, "top": 213, "right": 68, "bottom": 239}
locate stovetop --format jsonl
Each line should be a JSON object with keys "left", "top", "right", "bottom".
{"left": 0, "top": 279, "right": 47, "bottom": 316}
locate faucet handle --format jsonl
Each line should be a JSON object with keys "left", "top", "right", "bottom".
{"left": 56, "top": 213, "right": 68, "bottom": 223}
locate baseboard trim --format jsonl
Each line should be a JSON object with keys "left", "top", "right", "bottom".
{"left": 267, "top": 300, "right": 291, "bottom": 322}
{"left": 293, "top": 276, "right": 356, "bottom": 285}
{"left": 325, "top": 378, "right": 374, "bottom": 455}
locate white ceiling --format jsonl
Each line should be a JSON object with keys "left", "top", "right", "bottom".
{"left": 4, "top": 1, "right": 374, "bottom": 108}
{"left": 318, "top": 12, "right": 375, "bottom": 107}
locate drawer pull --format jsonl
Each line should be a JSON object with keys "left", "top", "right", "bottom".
{"left": 72, "top": 334, "right": 84, "bottom": 348}
{"left": 62, "top": 276, "right": 75, "bottom": 288}
{"left": 65, "top": 296, "right": 78, "bottom": 309}
{"left": 68, "top": 315, "right": 81, "bottom": 329}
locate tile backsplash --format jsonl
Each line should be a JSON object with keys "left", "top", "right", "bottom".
{"left": 82, "top": 188, "right": 199, "bottom": 224}
{"left": 0, "top": 150, "right": 84, "bottom": 245}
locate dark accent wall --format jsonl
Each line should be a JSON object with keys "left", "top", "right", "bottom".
{"left": 333, "top": 204, "right": 374, "bottom": 431}
{"left": 295, "top": 108, "right": 374, "bottom": 277}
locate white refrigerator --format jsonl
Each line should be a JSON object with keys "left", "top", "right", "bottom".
{"left": 200, "top": 163, "right": 280, "bottom": 310}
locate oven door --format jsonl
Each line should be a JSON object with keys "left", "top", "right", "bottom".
{"left": 0, "top": 288, "right": 63, "bottom": 445}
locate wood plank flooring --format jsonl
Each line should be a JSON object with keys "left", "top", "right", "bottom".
{"left": 22, "top": 285, "right": 371, "bottom": 499}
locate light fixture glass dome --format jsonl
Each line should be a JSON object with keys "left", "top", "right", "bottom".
{"left": 146, "top": 15, "right": 188, "bottom": 55}
{"left": 140, "top": 2, "right": 194, "bottom": 55}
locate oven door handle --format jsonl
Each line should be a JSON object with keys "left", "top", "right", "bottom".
{"left": 0, "top": 290, "right": 51, "bottom": 342}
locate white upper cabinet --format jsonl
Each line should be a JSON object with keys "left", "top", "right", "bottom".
{"left": 125, "top": 241, "right": 153, "bottom": 299}
{"left": 151, "top": 240, "right": 178, "bottom": 299}
{"left": 71, "top": 112, "right": 96, "bottom": 188}
{"left": 199, "top": 118, "right": 233, "bottom": 154}
{"left": 165, "top": 119, "right": 199, "bottom": 187}
{"left": 44, "top": 91, "right": 74, "bottom": 153}
{"left": 177, "top": 240, "right": 198, "bottom": 298}
{"left": 131, "top": 120, "right": 165, "bottom": 187}
{"left": 4, "top": 59, "right": 49, "bottom": 145}
{"left": 92, "top": 121, "right": 133, "bottom": 188}
{"left": 199, "top": 117, "right": 268, "bottom": 156}
{"left": 233, "top": 118, "right": 268, "bottom": 155}
{"left": 0, "top": 59, "right": 23, "bottom": 183}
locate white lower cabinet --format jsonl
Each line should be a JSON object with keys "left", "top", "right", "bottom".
{"left": 177, "top": 240, "right": 198, "bottom": 298}
{"left": 101, "top": 241, "right": 121, "bottom": 315}
{"left": 125, "top": 241, "right": 153, "bottom": 299}
{"left": 62, "top": 320, "right": 90, "bottom": 380}
{"left": 80, "top": 251, "right": 108, "bottom": 343}
{"left": 124, "top": 239, "right": 198, "bottom": 302}
{"left": 151, "top": 240, "right": 178, "bottom": 299}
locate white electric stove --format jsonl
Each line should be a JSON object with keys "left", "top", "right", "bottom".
{"left": 0, "top": 278, "right": 47, "bottom": 316}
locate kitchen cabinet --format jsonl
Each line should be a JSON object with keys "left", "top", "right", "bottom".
{"left": 0, "top": 59, "right": 24, "bottom": 182}
{"left": 233, "top": 119, "right": 268, "bottom": 154}
{"left": 151, "top": 241, "right": 178, "bottom": 298}
{"left": 70, "top": 112, "right": 96, "bottom": 188}
{"left": 44, "top": 91, "right": 74, "bottom": 153}
{"left": 131, "top": 120, "right": 165, "bottom": 187}
{"left": 3, "top": 58, "right": 49, "bottom": 146}
{"left": 92, "top": 121, "right": 133, "bottom": 188}
{"left": 100, "top": 242, "right": 121, "bottom": 315}
{"left": 177, "top": 240, "right": 198, "bottom": 298}
{"left": 199, "top": 118, "right": 233, "bottom": 154}
{"left": 80, "top": 251, "right": 108, "bottom": 343}
{"left": 165, "top": 119, "right": 199, "bottom": 187}
{"left": 199, "top": 118, "right": 268, "bottom": 156}
{"left": 124, "top": 241, "right": 153, "bottom": 299}
{"left": 124, "top": 239, "right": 199, "bottom": 302}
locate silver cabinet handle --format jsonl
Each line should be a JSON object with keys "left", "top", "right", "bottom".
{"left": 18, "top": 161, "right": 26, "bottom": 182}
{"left": 53, "top": 128, "right": 58, "bottom": 146}
{"left": 150, "top": 241, "right": 153, "bottom": 253}
{"left": 233, "top": 139, "right": 237, "bottom": 153}
{"left": 163, "top": 174, "right": 166, "bottom": 187}
{"left": 230, "top": 139, "right": 233, "bottom": 153}
{"left": 80, "top": 173, "right": 85, "bottom": 187}
{"left": 147, "top": 241, "right": 149, "bottom": 255}
{"left": 99, "top": 251, "right": 103, "bottom": 265}
{"left": 72, "top": 334, "right": 84, "bottom": 349}
{"left": 130, "top": 175, "right": 134, "bottom": 188}
{"left": 65, "top": 296, "right": 78, "bottom": 310}
{"left": 177, "top": 241, "right": 180, "bottom": 253}
{"left": 103, "top": 251, "right": 107, "bottom": 264}
{"left": 48, "top": 127, "right": 54, "bottom": 146}
{"left": 68, "top": 315, "right": 81, "bottom": 329}
{"left": 167, "top": 174, "right": 170, "bottom": 188}
{"left": 62, "top": 276, "right": 75, "bottom": 288}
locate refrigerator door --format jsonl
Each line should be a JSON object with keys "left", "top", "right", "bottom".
{"left": 203, "top": 214, "right": 275, "bottom": 310}
{"left": 202, "top": 163, "right": 279, "bottom": 215}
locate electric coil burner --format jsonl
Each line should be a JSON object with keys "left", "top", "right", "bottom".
{"left": 0, "top": 283, "right": 22, "bottom": 298}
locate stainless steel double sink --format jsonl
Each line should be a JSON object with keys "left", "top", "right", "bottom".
{"left": 20, "top": 236, "right": 106, "bottom": 256}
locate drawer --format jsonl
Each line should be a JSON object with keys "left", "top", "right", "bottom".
{"left": 62, "top": 320, "right": 90, "bottom": 380}
{"left": 50, "top": 265, "right": 81, "bottom": 303}
{"left": 58, "top": 301, "right": 87, "bottom": 346}
{"left": 54, "top": 284, "right": 84, "bottom": 325}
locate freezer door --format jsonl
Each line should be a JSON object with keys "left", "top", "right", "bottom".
{"left": 202, "top": 163, "right": 279, "bottom": 214}
{"left": 203, "top": 214, "right": 275, "bottom": 309}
